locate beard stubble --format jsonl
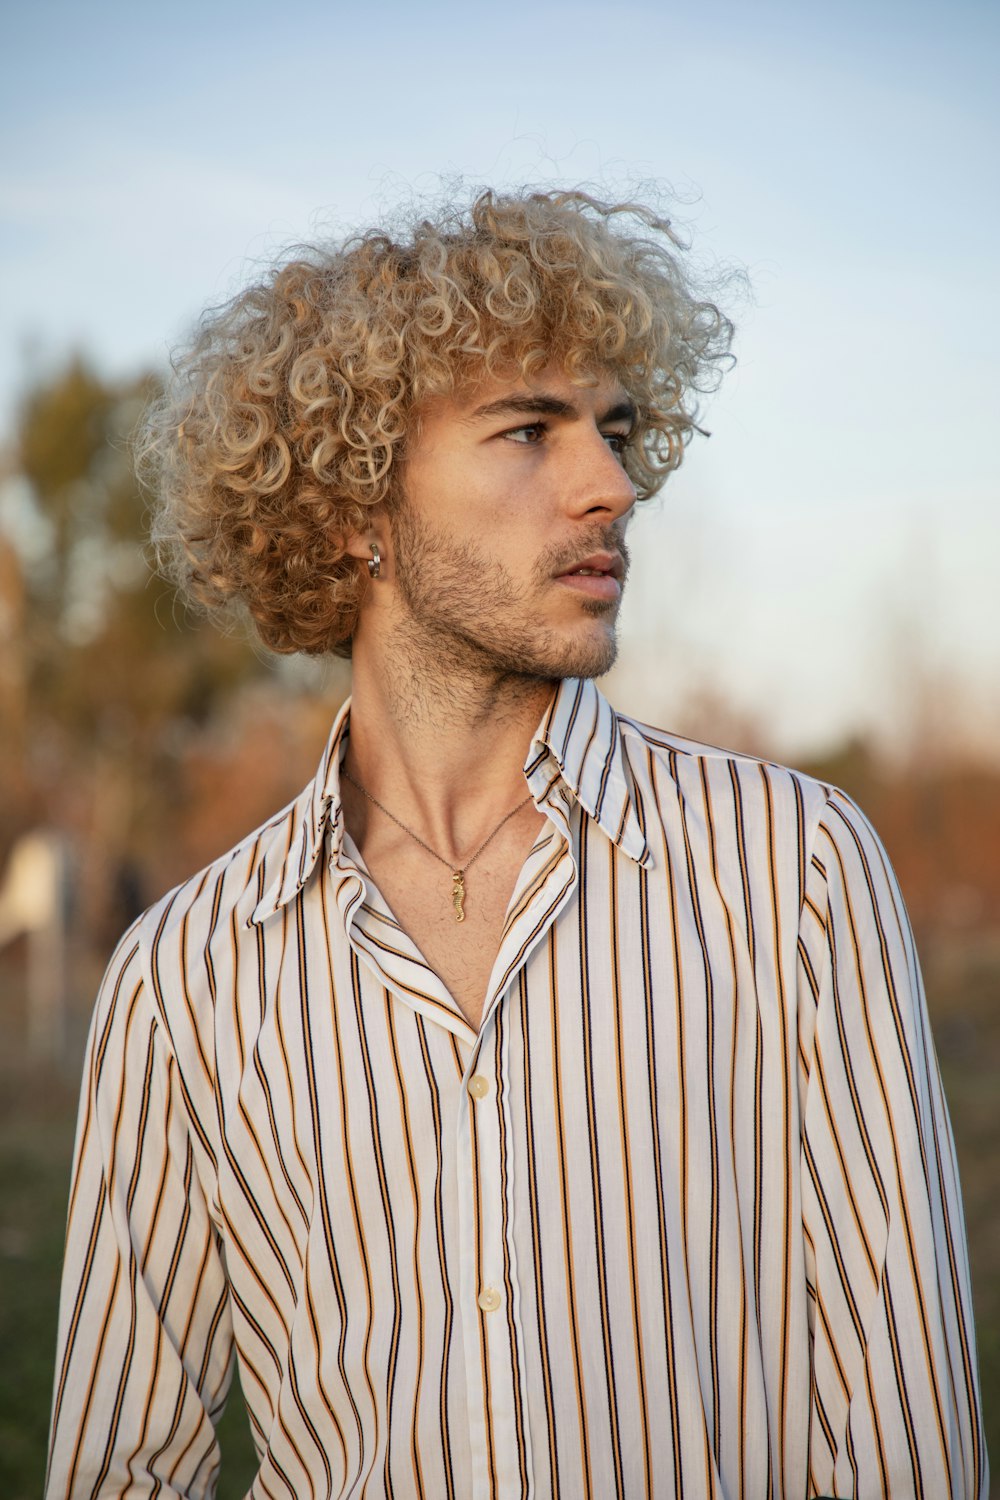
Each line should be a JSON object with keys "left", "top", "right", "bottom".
{"left": 388, "top": 499, "right": 630, "bottom": 691}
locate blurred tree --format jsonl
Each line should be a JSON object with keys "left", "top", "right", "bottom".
{"left": 1, "top": 355, "right": 263, "bottom": 932}
{"left": 11, "top": 355, "right": 257, "bottom": 732}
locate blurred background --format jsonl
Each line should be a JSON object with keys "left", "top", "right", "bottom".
{"left": 1, "top": 0, "right": 997, "bottom": 1492}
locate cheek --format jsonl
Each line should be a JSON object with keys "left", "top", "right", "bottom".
{"left": 459, "top": 482, "right": 535, "bottom": 540}
{"left": 408, "top": 442, "right": 552, "bottom": 539}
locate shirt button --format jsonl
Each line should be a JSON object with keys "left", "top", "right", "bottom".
{"left": 478, "top": 1286, "right": 502, "bottom": 1313}
{"left": 468, "top": 1074, "right": 489, "bottom": 1099}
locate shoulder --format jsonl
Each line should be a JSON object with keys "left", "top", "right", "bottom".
{"left": 616, "top": 709, "right": 840, "bottom": 824}
{"left": 121, "top": 779, "right": 312, "bottom": 1016}
{"left": 613, "top": 709, "right": 898, "bottom": 901}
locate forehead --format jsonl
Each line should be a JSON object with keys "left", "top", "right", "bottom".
{"left": 418, "top": 363, "right": 633, "bottom": 429}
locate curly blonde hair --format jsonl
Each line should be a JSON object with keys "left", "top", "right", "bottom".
{"left": 140, "top": 187, "right": 734, "bottom": 656}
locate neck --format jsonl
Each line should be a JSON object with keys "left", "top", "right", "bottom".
{"left": 343, "top": 628, "right": 557, "bottom": 859}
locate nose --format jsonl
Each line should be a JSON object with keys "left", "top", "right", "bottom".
{"left": 566, "top": 425, "right": 638, "bottom": 524}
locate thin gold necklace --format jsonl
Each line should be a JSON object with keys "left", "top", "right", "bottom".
{"left": 341, "top": 768, "right": 533, "bottom": 923}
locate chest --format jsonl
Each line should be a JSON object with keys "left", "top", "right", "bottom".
{"left": 209, "top": 854, "right": 809, "bottom": 1500}
{"left": 215, "top": 858, "right": 809, "bottom": 1428}
{"left": 356, "top": 823, "right": 544, "bottom": 1030}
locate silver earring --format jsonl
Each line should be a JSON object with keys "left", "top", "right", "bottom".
{"left": 367, "top": 542, "right": 381, "bottom": 579}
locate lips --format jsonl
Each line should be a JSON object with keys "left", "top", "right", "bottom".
{"left": 556, "top": 552, "right": 625, "bottom": 583}
{"left": 554, "top": 551, "right": 625, "bottom": 603}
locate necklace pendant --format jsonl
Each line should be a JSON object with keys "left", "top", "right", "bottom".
{"left": 451, "top": 870, "right": 466, "bottom": 923}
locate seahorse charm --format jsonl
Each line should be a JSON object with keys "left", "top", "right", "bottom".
{"left": 452, "top": 870, "right": 466, "bottom": 922}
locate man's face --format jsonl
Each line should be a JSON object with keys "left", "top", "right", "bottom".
{"left": 387, "top": 365, "right": 638, "bottom": 683}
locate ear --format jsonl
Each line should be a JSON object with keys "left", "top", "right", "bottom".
{"left": 343, "top": 531, "right": 375, "bottom": 564}
{"left": 342, "top": 514, "right": 391, "bottom": 590}
{"left": 343, "top": 512, "right": 388, "bottom": 565}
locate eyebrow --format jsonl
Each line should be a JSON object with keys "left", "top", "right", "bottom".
{"left": 467, "top": 393, "right": 638, "bottom": 427}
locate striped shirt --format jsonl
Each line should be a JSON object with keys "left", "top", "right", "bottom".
{"left": 47, "top": 677, "right": 987, "bottom": 1499}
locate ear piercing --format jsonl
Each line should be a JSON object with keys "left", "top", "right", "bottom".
{"left": 367, "top": 542, "right": 381, "bottom": 579}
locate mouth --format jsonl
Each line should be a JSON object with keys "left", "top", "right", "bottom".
{"left": 554, "top": 551, "right": 625, "bottom": 602}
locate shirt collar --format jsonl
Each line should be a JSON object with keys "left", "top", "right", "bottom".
{"left": 250, "top": 676, "right": 651, "bottom": 925}
{"left": 249, "top": 696, "right": 351, "bottom": 926}
{"left": 525, "top": 677, "right": 652, "bottom": 869}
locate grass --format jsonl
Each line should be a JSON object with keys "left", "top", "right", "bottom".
{"left": 3, "top": 948, "right": 996, "bottom": 1497}
{"left": 0, "top": 1065, "right": 77, "bottom": 1500}
{"left": 933, "top": 942, "right": 1000, "bottom": 1488}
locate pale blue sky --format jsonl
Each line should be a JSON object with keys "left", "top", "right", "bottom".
{"left": 2, "top": 0, "right": 998, "bottom": 754}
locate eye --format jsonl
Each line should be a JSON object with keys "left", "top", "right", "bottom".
{"left": 603, "top": 431, "right": 631, "bottom": 456}
{"left": 502, "top": 422, "right": 546, "bottom": 444}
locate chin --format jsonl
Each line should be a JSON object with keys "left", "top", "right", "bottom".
{"left": 519, "top": 626, "right": 619, "bottom": 682}
{"left": 420, "top": 606, "right": 620, "bottom": 685}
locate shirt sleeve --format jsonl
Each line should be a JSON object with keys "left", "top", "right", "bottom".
{"left": 797, "top": 790, "right": 988, "bottom": 1500}
{"left": 46, "top": 926, "right": 235, "bottom": 1499}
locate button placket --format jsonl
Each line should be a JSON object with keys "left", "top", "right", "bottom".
{"left": 455, "top": 833, "right": 576, "bottom": 1498}
{"left": 466, "top": 1026, "right": 504, "bottom": 1319}
{"left": 456, "top": 1008, "right": 526, "bottom": 1496}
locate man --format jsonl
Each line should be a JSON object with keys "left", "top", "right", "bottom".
{"left": 47, "top": 189, "right": 987, "bottom": 1498}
